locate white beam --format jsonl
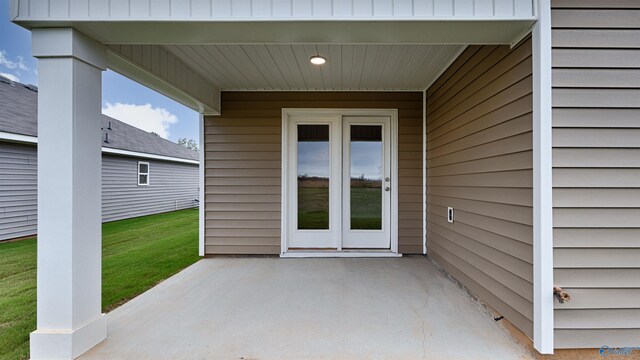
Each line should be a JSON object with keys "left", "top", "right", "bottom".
{"left": 78, "top": 21, "right": 535, "bottom": 45}
{"left": 107, "top": 45, "right": 220, "bottom": 115}
{"left": 30, "top": 28, "right": 107, "bottom": 360}
{"left": 532, "top": 0, "right": 554, "bottom": 354}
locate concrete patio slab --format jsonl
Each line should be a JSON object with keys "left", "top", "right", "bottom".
{"left": 81, "top": 257, "right": 533, "bottom": 360}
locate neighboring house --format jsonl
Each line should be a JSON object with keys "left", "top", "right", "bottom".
{"left": 8, "top": 0, "right": 640, "bottom": 358}
{"left": 0, "top": 75, "right": 199, "bottom": 241}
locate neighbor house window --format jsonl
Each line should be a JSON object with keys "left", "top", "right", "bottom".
{"left": 138, "top": 161, "right": 149, "bottom": 186}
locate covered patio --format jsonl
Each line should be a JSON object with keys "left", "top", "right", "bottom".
{"left": 81, "top": 257, "right": 532, "bottom": 360}
{"left": 10, "top": 0, "right": 557, "bottom": 358}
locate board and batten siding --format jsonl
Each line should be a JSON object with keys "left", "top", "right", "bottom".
{"left": 102, "top": 155, "right": 199, "bottom": 222}
{"left": 0, "top": 142, "right": 37, "bottom": 240}
{"left": 204, "top": 91, "right": 423, "bottom": 255}
{"left": 551, "top": 0, "right": 640, "bottom": 349}
{"left": 11, "top": 0, "right": 534, "bottom": 20}
{"left": 426, "top": 39, "right": 533, "bottom": 337}
{"left": 0, "top": 143, "right": 198, "bottom": 241}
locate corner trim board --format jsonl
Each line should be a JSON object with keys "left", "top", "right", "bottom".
{"left": 532, "top": 0, "right": 554, "bottom": 353}
{"left": 423, "top": 90, "right": 427, "bottom": 255}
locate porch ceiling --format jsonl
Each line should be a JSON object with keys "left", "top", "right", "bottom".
{"left": 165, "top": 44, "right": 465, "bottom": 91}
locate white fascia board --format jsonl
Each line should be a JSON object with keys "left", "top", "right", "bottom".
{"left": 0, "top": 131, "right": 38, "bottom": 144}
{"left": 0, "top": 134, "right": 198, "bottom": 165}
{"left": 101, "top": 147, "right": 199, "bottom": 165}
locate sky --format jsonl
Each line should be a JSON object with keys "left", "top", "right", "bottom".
{"left": 298, "top": 141, "right": 383, "bottom": 180}
{"left": 0, "top": 3, "right": 199, "bottom": 145}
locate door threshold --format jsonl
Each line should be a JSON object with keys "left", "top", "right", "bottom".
{"left": 280, "top": 250, "right": 402, "bottom": 258}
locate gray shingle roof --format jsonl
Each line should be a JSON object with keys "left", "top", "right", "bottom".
{"left": 0, "top": 75, "right": 198, "bottom": 161}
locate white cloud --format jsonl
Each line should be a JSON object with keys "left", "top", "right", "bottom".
{"left": 0, "top": 72, "right": 19, "bottom": 82}
{"left": 0, "top": 50, "right": 29, "bottom": 71}
{"left": 102, "top": 102, "right": 178, "bottom": 139}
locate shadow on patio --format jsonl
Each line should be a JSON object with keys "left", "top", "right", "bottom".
{"left": 82, "top": 257, "right": 533, "bottom": 360}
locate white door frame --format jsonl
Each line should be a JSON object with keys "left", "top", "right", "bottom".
{"left": 281, "top": 108, "right": 399, "bottom": 257}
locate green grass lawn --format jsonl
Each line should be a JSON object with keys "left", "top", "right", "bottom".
{"left": 0, "top": 208, "right": 200, "bottom": 360}
{"left": 298, "top": 186, "right": 382, "bottom": 230}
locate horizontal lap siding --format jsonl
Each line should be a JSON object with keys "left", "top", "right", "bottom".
{"left": 204, "top": 91, "right": 423, "bottom": 255}
{"left": 102, "top": 155, "right": 199, "bottom": 222}
{"left": 0, "top": 145, "right": 198, "bottom": 241}
{"left": 551, "top": 0, "right": 640, "bottom": 348}
{"left": 426, "top": 40, "right": 533, "bottom": 338}
{"left": 0, "top": 142, "right": 37, "bottom": 240}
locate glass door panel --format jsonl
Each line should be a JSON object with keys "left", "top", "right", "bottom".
{"left": 287, "top": 116, "right": 341, "bottom": 249}
{"left": 297, "top": 125, "right": 330, "bottom": 230}
{"left": 349, "top": 125, "right": 383, "bottom": 230}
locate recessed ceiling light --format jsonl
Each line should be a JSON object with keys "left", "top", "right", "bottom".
{"left": 310, "top": 55, "right": 327, "bottom": 65}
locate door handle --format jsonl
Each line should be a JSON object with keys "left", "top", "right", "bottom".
{"left": 385, "top": 187, "right": 390, "bottom": 192}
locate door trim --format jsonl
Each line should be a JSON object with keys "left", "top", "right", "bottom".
{"left": 281, "top": 108, "right": 399, "bottom": 257}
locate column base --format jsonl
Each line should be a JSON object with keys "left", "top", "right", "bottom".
{"left": 30, "top": 314, "right": 107, "bottom": 359}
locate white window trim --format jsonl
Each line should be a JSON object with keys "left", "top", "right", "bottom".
{"left": 137, "top": 161, "right": 150, "bottom": 186}
{"left": 280, "top": 108, "right": 399, "bottom": 257}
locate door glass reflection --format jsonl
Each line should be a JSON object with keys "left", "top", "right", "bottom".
{"left": 297, "top": 125, "right": 330, "bottom": 230}
{"left": 350, "top": 125, "right": 383, "bottom": 230}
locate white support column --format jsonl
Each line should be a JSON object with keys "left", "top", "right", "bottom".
{"left": 199, "top": 113, "right": 205, "bottom": 256}
{"left": 532, "top": 0, "right": 554, "bottom": 354}
{"left": 422, "top": 89, "right": 427, "bottom": 255}
{"left": 30, "top": 28, "right": 107, "bottom": 360}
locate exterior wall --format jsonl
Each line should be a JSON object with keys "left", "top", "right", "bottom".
{"left": 0, "top": 143, "right": 198, "bottom": 241}
{"left": 426, "top": 40, "right": 533, "bottom": 337}
{"left": 102, "top": 155, "right": 199, "bottom": 222}
{"left": 204, "top": 91, "right": 423, "bottom": 255}
{"left": 551, "top": 0, "right": 640, "bottom": 348}
{"left": 12, "top": 0, "right": 534, "bottom": 20}
{"left": 0, "top": 142, "right": 37, "bottom": 240}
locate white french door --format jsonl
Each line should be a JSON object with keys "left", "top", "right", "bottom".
{"left": 284, "top": 111, "right": 394, "bottom": 252}
{"left": 342, "top": 116, "right": 391, "bottom": 248}
{"left": 286, "top": 116, "right": 342, "bottom": 249}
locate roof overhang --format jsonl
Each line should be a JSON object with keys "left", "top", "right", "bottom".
{"left": 12, "top": 15, "right": 535, "bottom": 111}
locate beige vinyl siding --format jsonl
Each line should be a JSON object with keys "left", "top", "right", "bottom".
{"left": 204, "top": 92, "right": 423, "bottom": 255}
{"left": 426, "top": 40, "right": 533, "bottom": 337}
{"left": 551, "top": 0, "right": 640, "bottom": 348}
